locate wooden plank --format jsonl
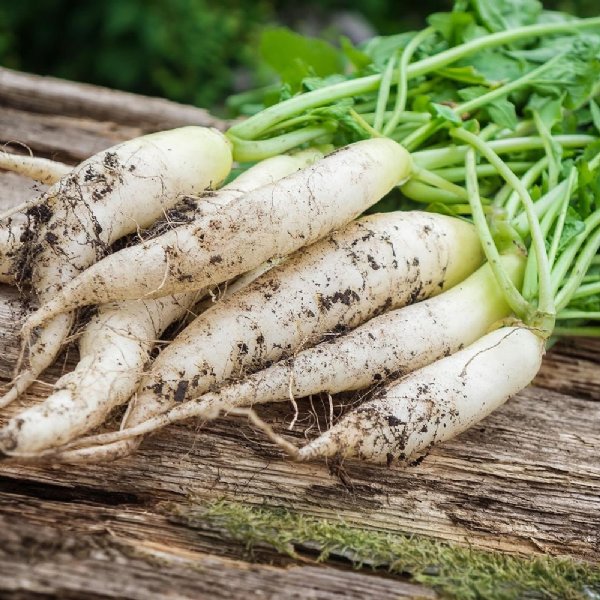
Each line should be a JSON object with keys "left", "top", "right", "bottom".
{"left": 0, "top": 106, "right": 140, "bottom": 163}
{"left": 0, "top": 67, "right": 227, "bottom": 132}
{"left": 535, "top": 338, "right": 600, "bottom": 401}
{"left": 0, "top": 512, "right": 435, "bottom": 599}
{"left": 0, "top": 77, "right": 599, "bottom": 598}
{"left": 1, "top": 364, "right": 598, "bottom": 560}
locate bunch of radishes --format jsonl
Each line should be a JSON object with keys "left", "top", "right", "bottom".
{"left": 1, "top": 2, "right": 600, "bottom": 465}
{"left": 0, "top": 124, "right": 582, "bottom": 465}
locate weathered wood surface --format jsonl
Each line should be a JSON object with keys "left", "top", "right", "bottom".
{"left": 0, "top": 67, "right": 227, "bottom": 133}
{"left": 0, "top": 71, "right": 599, "bottom": 599}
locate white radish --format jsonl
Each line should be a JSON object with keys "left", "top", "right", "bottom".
{"left": 1, "top": 126, "right": 232, "bottom": 406}
{"left": 47, "top": 210, "right": 483, "bottom": 462}
{"left": 296, "top": 326, "right": 545, "bottom": 464}
{"left": 0, "top": 295, "right": 197, "bottom": 454}
{"left": 25, "top": 138, "right": 413, "bottom": 327}
{"left": 77, "top": 254, "right": 524, "bottom": 444}
{"left": 1, "top": 154, "right": 70, "bottom": 282}
{"left": 129, "top": 211, "right": 482, "bottom": 415}
{"left": 140, "top": 147, "right": 324, "bottom": 239}
{"left": 0, "top": 151, "right": 71, "bottom": 187}
{"left": 0, "top": 152, "right": 318, "bottom": 454}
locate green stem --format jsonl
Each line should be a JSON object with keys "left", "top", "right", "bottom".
{"left": 454, "top": 127, "right": 555, "bottom": 332}
{"left": 571, "top": 280, "right": 600, "bottom": 300}
{"left": 374, "top": 53, "right": 398, "bottom": 132}
{"left": 412, "top": 135, "right": 595, "bottom": 171}
{"left": 402, "top": 121, "right": 443, "bottom": 152}
{"left": 265, "top": 114, "right": 321, "bottom": 135}
{"left": 400, "top": 180, "right": 473, "bottom": 205}
{"left": 228, "top": 17, "right": 600, "bottom": 142}
{"left": 383, "top": 27, "right": 436, "bottom": 136}
{"left": 479, "top": 124, "right": 501, "bottom": 142}
{"left": 582, "top": 274, "right": 600, "bottom": 283}
{"left": 432, "top": 162, "right": 532, "bottom": 183}
{"left": 388, "top": 123, "right": 424, "bottom": 143}
{"left": 520, "top": 169, "right": 582, "bottom": 299}
{"left": 412, "top": 167, "right": 474, "bottom": 200}
{"left": 557, "top": 310, "right": 600, "bottom": 320}
{"left": 349, "top": 110, "right": 382, "bottom": 138}
{"left": 533, "top": 111, "right": 561, "bottom": 190}
{"left": 512, "top": 179, "right": 568, "bottom": 237}
{"left": 359, "top": 110, "right": 431, "bottom": 124}
{"left": 465, "top": 148, "right": 531, "bottom": 320}
{"left": 555, "top": 226, "right": 600, "bottom": 311}
{"left": 503, "top": 157, "right": 549, "bottom": 218}
{"left": 547, "top": 167, "right": 578, "bottom": 268}
{"left": 496, "top": 119, "right": 535, "bottom": 140}
{"left": 551, "top": 211, "right": 600, "bottom": 296}
{"left": 229, "top": 126, "right": 333, "bottom": 162}
{"left": 553, "top": 326, "right": 600, "bottom": 337}
{"left": 522, "top": 189, "right": 566, "bottom": 301}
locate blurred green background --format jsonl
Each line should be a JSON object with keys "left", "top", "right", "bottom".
{"left": 0, "top": 0, "right": 595, "bottom": 112}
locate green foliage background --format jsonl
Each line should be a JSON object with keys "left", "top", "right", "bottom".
{"left": 0, "top": 0, "right": 596, "bottom": 110}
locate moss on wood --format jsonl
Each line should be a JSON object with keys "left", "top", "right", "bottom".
{"left": 171, "top": 499, "right": 600, "bottom": 600}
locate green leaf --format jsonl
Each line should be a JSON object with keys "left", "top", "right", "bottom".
{"left": 435, "top": 65, "right": 490, "bottom": 86}
{"left": 458, "top": 49, "right": 524, "bottom": 85}
{"left": 529, "top": 37, "right": 600, "bottom": 109}
{"left": 457, "top": 85, "right": 517, "bottom": 128}
{"left": 360, "top": 32, "right": 414, "bottom": 68}
{"left": 428, "top": 11, "right": 476, "bottom": 45}
{"left": 526, "top": 94, "right": 563, "bottom": 129}
{"left": 340, "top": 36, "right": 371, "bottom": 70}
{"left": 575, "top": 153, "right": 600, "bottom": 217}
{"left": 472, "top": 0, "right": 542, "bottom": 32}
{"left": 259, "top": 27, "right": 344, "bottom": 92}
{"left": 556, "top": 207, "right": 585, "bottom": 253}
{"left": 311, "top": 98, "right": 354, "bottom": 120}
{"left": 430, "top": 103, "right": 461, "bottom": 124}
{"left": 279, "top": 83, "right": 293, "bottom": 102}
{"left": 590, "top": 100, "right": 600, "bottom": 136}
{"left": 507, "top": 36, "right": 579, "bottom": 63}
{"left": 462, "top": 119, "right": 481, "bottom": 134}
{"left": 486, "top": 98, "right": 518, "bottom": 130}
{"left": 302, "top": 74, "right": 348, "bottom": 92}
{"left": 457, "top": 86, "right": 487, "bottom": 102}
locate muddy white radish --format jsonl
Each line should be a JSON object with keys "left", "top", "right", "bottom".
{"left": 0, "top": 152, "right": 70, "bottom": 187}
{"left": 126, "top": 211, "right": 481, "bottom": 413}
{"left": 293, "top": 326, "right": 545, "bottom": 463}
{"left": 0, "top": 152, "right": 320, "bottom": 454}
{"left": 24, "top": 138, "right": 413, "bottom": 326}
{"left": 1, "top": 126, "right": 232, "bottom": 407}
{"left": 283, "top": 140, "right": 590, "bottom": 466}
{"left": 0, "top": 295, "right": 199, "bottom": 454}
{"left": 56, "top": 255, "right": 524, "bottom": 448}
{"left": 229, "top": 134, "right": 595, "bottom": 464}
{"left": 0, "top": 152, "right": 72, "bottom": 223}
{"left": 43, "top": 210, "right": 482, "bottom": 462}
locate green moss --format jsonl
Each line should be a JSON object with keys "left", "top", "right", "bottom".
{"left": 172, "top": 499, "right": 600, "bottom": 600}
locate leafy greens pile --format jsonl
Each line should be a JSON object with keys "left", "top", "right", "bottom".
{"left": 227, "top": 0, "right": 600, "bottom": 339}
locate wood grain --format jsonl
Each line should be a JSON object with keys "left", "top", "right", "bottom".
{"left": 0, "top": 67, "right": 227, "bottom": 132}
{"left": 0, "top": 106, "right": 140, "bottom": 163}
{"left": 0, "top": 511, "right": 437, "bottom": 599}
{"left": 0, "top": 73, "right": 598, "bottom": 599}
